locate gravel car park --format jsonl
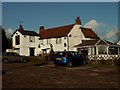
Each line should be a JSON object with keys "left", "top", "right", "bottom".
{"left": 2, "top": 61, "right": 119, "bottom": 89}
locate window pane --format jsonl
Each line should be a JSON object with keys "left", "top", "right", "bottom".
{"left": 16, "top": 35, "right": 20, "bottom": 45}
{"left": 109, "top": 47, "right": 118, "bottom": 54}
{"left": 29, "top": 36, "right": 35, "bottom": 42}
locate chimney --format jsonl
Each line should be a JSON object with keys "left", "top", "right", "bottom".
{"left": 39, "top": 26, "right": 44, "bottom": 34}
{"left": 75, "top": 16, "right": 81, "bottom": 25}
{"left": 19, "top": 24, "right": 24, "bottom": 30}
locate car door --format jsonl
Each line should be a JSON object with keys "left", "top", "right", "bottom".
{"left": 68, "top": 52, "right": 78, "bottom": 65}
{"left": 12, "top": 52, "right": 22, "bottom": 62}
{"left": 4, "top": 52, "right": 14, "bottom": 62}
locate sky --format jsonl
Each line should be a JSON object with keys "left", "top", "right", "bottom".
{"left": 0, "top": 1, "right": 1, "bottom": 26}
{"left": 2, "top": 2, "right": 119, "bottom": 43}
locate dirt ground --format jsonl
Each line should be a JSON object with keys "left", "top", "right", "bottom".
{"left": 2, "top": 62, "right": 120, "bottom": 89}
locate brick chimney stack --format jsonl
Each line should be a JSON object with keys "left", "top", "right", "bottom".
{"left": 19, "top": 24, "right": 24, "bottom": 30}
{"left": 75, "top": 16, "right": 81, "bottom": 25}
{"left": 39, "top": 26, "right": 44, "bottom": 34}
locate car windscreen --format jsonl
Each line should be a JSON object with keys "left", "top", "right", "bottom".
{"left": 56, "top": 52, "right": 66, "bottom": 57}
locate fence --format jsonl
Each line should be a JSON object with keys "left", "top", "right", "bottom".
{"left": 87, "top": 54, "right": 120, "bottom": 66}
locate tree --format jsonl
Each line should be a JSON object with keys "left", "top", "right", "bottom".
{"left": 2, "top": 27, "right": 8, "bottom": 52}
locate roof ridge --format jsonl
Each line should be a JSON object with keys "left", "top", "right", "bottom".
{"left": 80, "top": 27, "right": 91, "bottom": 29}
{"left": 45, "top": 23, "right": 75, "bottom": 30}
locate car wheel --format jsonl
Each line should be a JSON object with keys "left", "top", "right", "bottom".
{"left": 22, "top": 59, "right": 27, "bottom": 63}
{"left": 3, "top": 59, "right": 8, "bottom": 63}
{"left": 67, "top": 61, "right": 73, "bottom": 67}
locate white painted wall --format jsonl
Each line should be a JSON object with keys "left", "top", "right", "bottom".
{"left": 68, "top": 25, "right": 81, "bottom": 51}
{"left": 39, "top": 24, "right": 96, "bottom": 53}
{"left": 12, "top": 24, "right": 98, "bottom": 56}
{"left": 40, "top": 37, "right": 67, "bottom": 53}
{"left": 12, "top": 31, "right": 40, "bottom": 56}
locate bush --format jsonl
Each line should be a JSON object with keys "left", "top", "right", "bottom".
{"left": 28, "top": 56, "right": 47, "bottom": 65}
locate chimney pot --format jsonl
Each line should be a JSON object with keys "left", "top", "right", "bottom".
{"left": 75, "top": 16, "right": 81, "bottom": 25}
{"left": 19, "top": 24, "right": 24, "bottom": 30}
{"left": 39, "top": 26, "right": 44, "bottom": 31}
{"left": 39, "top": 26, "right": 45, "bottom": 35}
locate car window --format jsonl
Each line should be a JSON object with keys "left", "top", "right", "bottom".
{"left": 56, "top": 52, "right": 66, "bottom": 57}
{"left": 69, "top": 52, "right": 75, "bottom": 56}
{"left": 12, "top": 52, "right": 19, "bottom": 56}
{"left": 5, "top": 52, "right": 11, "bottom": 56}
{"left": 74, "top": 52, "right": 79, "bottom": 56}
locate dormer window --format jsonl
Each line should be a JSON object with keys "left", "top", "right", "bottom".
{"left": 29, "top": 36, "right": 35, "bottom": 42}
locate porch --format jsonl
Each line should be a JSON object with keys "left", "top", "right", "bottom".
{"left": 75, "top": 39, "right": 120, "bottom": 65}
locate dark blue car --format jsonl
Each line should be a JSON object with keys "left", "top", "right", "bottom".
{"left": 53, "top": 51, "right": 85, "bottom": 67}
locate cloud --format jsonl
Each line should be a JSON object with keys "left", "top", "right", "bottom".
{"left": 5, "top": 28, "right": 14, "bottom": 38}
{"left": 106, "top": 29, "right": 118, "bottom": 39}
{"left": 84, "top": 19, "right": 118, "bottom": 43}
{"left": 84, "top": 19, "right": 106, "bottom": 30}
{"left": 84, "top": 20, "right": 98, "bottom": 29}
{"left": 105, "top": 29, "right": 119, "bottom": 43}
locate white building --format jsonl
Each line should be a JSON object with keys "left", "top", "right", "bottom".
{"left": 9, "top": 16, "right": 120, "bottom": 63}
{"left": 12, "top": 25, "right": 40, "bottom": 56}
{"left": 38, "top": 17, "right": 99, "bottom": 54}
{"left": 117, "top": 40, "right": 120, "bottom": 45}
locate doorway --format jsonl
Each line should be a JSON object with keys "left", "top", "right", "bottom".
{"left": 29, "top": 48, "right": 35, "bottom": 56}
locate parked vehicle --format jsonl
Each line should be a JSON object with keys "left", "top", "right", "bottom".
{"left": 2, "top": 52, "right": 30, "bottom": 63}
{"left": 53, "top": 51, "right": 85, "bottom": 67}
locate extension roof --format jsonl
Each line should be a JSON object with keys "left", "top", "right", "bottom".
{"left": 75, "top": 39, "right": 118, "bottom": 47}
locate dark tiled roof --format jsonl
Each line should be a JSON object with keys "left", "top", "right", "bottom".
{"left": 12, "top": 29, "right": 39, "bottom": 36}
{"left": 81, "top": 27, "right": 99, "bottom": 39}
{"left": 40, "top": 24, "right": 75, "bottom": 39}
{"left": 18, "top": 29, "right": 39, "bottom": 36}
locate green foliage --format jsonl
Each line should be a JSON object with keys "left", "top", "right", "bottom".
{"left": 28, "top": 56, "right": 47, "bottom": 65}
{"left": 2, "top": 28, "right": 8, "bottom": 52}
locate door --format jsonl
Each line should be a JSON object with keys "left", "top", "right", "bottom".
{"left": 29, "top": 48, "right": 35, "bottom": 56}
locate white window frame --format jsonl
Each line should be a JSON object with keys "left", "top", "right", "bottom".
{"left": 29, "top": 36, "right": 35, "bottom": 42}
{"left": 47, "top": 39, "right": 51, "bottom": 45}
{"left": 56, "top": 38, "right": 62, "bottom": 44}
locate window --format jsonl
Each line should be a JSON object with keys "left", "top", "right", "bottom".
{"left": 64, "top": 43, "right": 67, "bottom": 47}
{"left": 47, "top": 39, "right": 51, "bottom": 45}
{"left": 41, "top": 39, "right": 44, "bottom": 45}
{"left": 98, "top": 45, "right": 107, "bottom": 54}
{"left": 56, "top": 38, "right": 61, "bottom": 44}
{"left": 29, "top": 36, "right": 35, "bottom": 42}
{"left": 15, "top": 35, "right": 20, "bottom": 45}
{"left": 109, "top": 47, "right": 118, "bottom": 54}
{"left": 69, "top": 34, "right": 72, "bottom": 37}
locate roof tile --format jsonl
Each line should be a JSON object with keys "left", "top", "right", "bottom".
{"left": 40, "top": 24, "right": 75, "bottom": 39}
{"left": 81, "top": 27, "right": 99, "bottom": 39}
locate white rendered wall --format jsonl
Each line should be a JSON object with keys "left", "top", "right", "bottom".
{"left": 12, "top": 31, "right": 40, "bottom": 56}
